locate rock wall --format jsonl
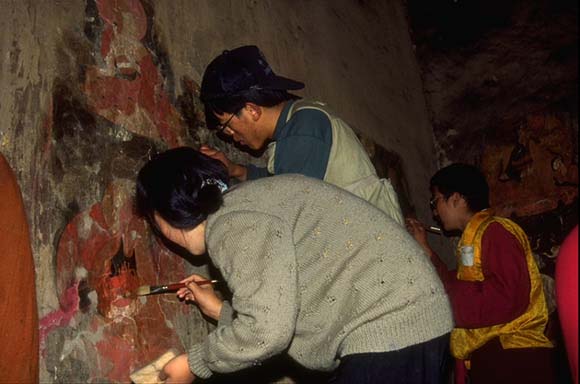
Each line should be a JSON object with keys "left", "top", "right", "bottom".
{"left": 0, "top": 1, "right": 435, "bottom": 382}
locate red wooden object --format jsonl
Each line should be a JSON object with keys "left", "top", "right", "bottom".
{"left": 0, "top": 153, "right": 39, "bottom": 382}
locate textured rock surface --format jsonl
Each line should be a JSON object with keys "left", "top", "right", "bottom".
{"left": 409, "top": 0, "right": 577, "bottom": 164}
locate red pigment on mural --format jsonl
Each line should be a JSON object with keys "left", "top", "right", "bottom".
{"left": 39, "top": 282, "right": 80, "bottom": 355}
{"left": 45, "top": 0, "right": 193, "bottom": 380}
{"left": 82, "top": 0, "right": 184, "bottom": 147}
{"left": 97, "top": 0, "right": 147, "bottom": 39}
{"left": 53, "top": 181, "right": 188, "bottom": 380}
{"left": 96, "top": 334, "right": 137, "bottom": 382}
{"left": 96, "top": 264, "right": 140, "bottom": 318}
{"left": 84, "top": 55, "right": 182, "bottom": 147}
{"left": 89, "top": 203, "right": 107, "bottom": 227}
{"left": 84, "top": 72, "right": 140, "bottom": 115}
{"left": 96, "top": 0, "right": 146, "bottom": 58}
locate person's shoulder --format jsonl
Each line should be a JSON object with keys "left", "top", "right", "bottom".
{"left": 485, "top": 221, "right": 512, "bottom": 235}
{"left": 482, "top": 221, "right": 524, "bottom": 248}
{"left": 252, "top": 174, "right": 344, "bottom": 196}
{"left": 228, "top": 174, "right": 322, "bottom": 195}
{"left": 289, "top": 100, "right": 331, "bottom": 130}
{"left": 259, "top": 173, "right": 326, "bottom": 187}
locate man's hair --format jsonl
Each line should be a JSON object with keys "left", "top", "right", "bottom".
{"left": 203, "top": 89, "right": 300, "bottom": 130}
{"left": 430, "top": 163, "right": 490, "bottom": 212}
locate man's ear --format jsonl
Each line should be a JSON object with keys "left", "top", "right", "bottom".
{"left": 450, "top": 192, "right": 466, "bottom": 208}
{"left": 245, "top": 103, "right": 262, "bottom": 121}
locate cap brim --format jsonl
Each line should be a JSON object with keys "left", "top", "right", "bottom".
{"left": 260, "top": 75, "right": 305, "bottom": 91}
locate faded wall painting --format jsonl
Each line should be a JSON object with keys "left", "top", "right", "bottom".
{"left": 482, "top": 112, "right": 578, "bottom": 293}
{"left": 484, "top": 113, "right": 577, "bottom": 217}
{"left": 37, "top": 0, "right": 210, "bottom": 381}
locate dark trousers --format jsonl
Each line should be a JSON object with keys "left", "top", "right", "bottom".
{"left": 329, "top": 333, "right": 451, "bottom": 384}
{"left": 468, "top": 337, "right": 556, "bottom": 384}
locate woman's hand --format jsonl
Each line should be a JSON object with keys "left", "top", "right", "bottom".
{"left": 177, "top": 274, "right": 223, "bottom": 320}
{"left": 162, "top": 354, "right": 195, "bottom": 384}
{"left": 405, "top": 218, "right": 428, "bottom": 245}
{"left": 200, "top": 145, "right": 247, "bottom": 181}
{"left": 405, "top": 217, "right": 436, "bottom": 257}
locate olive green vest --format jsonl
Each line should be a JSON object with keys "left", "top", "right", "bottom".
{"left": 267, "top": 100, "right": 404, "bottom": 225}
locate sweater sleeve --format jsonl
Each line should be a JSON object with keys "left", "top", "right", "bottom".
{"left": 437, "top": 223, "right": 531, "bottom": 328}
{"left": 187, "top": 211, "right": 299, "bottom": 378}
{"left": 246, "top": 164, "right": 272, "bottom": 180}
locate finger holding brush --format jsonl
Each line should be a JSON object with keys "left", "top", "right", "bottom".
{"left": 177, "top": 274, "right": 223, "bottom": 320}
{"left": 405, "top": 218, "right": 436, "bottom": 250}
{"left": 405, "top": 217, "right": 440, "bottom": 262}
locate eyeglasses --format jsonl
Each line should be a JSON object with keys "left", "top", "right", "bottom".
{"left": 429, "top": 196, "right": 442, "bottom": 210}
{"left": 216, "top": 111, "right": 239, "bottom": 134}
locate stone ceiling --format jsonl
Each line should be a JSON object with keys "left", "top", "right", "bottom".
{"left": 407, "top": 0, "right": 578, "bottom": 163}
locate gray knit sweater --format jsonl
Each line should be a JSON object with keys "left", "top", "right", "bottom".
{"left": 188, "top": 175, "right": 453, "bottom": 378}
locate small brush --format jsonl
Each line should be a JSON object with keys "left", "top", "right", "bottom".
{"left": 425, "top": 225, "right": 443, "bottom": 235}
{"left": 134, "top": 279, "right": 219, "bottom": 296}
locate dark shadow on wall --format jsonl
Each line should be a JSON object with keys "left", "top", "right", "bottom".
{"left": 368, "top": 142, "right": 414, "bottom": 218}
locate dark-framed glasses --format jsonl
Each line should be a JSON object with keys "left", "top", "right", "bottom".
{"left": 216, "top": 111, "right": 239, "bottom": 134}
{"left": 429, "top": 196, "right": 442, "bottom": 210}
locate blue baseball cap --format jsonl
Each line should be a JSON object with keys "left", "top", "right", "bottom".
{"left": 200, "top": 45, "right": 304, "bottom": 101}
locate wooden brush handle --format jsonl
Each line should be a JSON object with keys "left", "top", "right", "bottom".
{"left": 148, "top": 279, "right": 217, "bottom": 295}
{"left": 163, "top": 282, "right": 186, "bottom": 291}
{"left": 162, "top": 280, "right": 215, "bottom": 291}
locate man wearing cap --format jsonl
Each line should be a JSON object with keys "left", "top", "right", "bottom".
{"left": 199, "top": 45, "right": 404, "bottom": 226}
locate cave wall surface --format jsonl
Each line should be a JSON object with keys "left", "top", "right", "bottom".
{"left": 0, "top": 1, "right": 435, "bottom": 382}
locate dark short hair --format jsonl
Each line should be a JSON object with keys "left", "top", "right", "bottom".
{"left": 430, "top": 163, "right": 490, "bottom": 212}
{"left": 136, "top": 147, "right": 229, "bottom": 231}
{"left": 203, "top": 88, "right": 300, "bottom": 130}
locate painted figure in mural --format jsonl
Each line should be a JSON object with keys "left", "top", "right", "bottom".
{"left": 406, "top": 163, "right": 555, "bottom": 384}
{"left": 49, "top": 180, "right": 188, "bottom": 381}
{"left": 198, "top": 45, "right": 405, "bottom": 226}
{"left": 135, "top": 147, "right": 454, "bottom": 383}
{"left": 41, "top": 0, "right": 196, "bottom": 381}
{"left": 487, "top": 114, "right": 578, "bottom": 218}
{"left": 84, "top": 0, "right": 186, "bottom": 147}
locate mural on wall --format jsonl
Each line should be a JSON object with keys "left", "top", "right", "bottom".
{"left": 360, "top": 136, "right": 414, "bottom": 217}
{"left": 32, "top": 2, "right": 413, "bottom": 382}
{"left": 36, "top": 0, "right": 210, "bottom": 381}
{"left": 481, "top": 112, "right": 578, "bottom": 313}
{"left": 486, "top": 113, "right": 578, "bottom": 217}
{"left": 83, "top": 0, "right": 186, "bottom": 147}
